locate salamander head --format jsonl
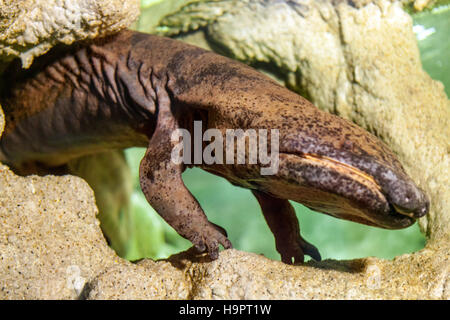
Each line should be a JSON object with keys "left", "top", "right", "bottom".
{"left": 266, "top": 150, "right": 429, "bottom": 229}
{"left": 207, "top": 87, "right": 429, "bottom": 229}
{"left": 260, "top": 106, "right": 428, "bottom": 229}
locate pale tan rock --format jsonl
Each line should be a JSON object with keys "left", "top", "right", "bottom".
{"left": 0, "top": 165, "right": 122, "bottom": 299}
{"left": 0, "top": 0, "right": 140, "bottom": 68}
{"left": 67, "top": 150, "right": 134, "bottom": 259}
{"left": 87, "top": 258, "right": 191, "bottom": 299}
{"left": 86, "top": 247, "right": 449, "bottom": 299}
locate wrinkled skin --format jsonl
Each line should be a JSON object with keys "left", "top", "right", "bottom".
{"left": 0, "top": 30, "right": 429, "bottom": 264}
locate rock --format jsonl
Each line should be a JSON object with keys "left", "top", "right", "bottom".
{"left": 86, "top": 248, "right": 450, "bottom": 299}
{"left": 67, "top": 150, "right": 134, "bottom": 259}
{"left": 0, "top": 0, "right": 140, "bottom": 68}
{"left": 0, "top": 165, "right": 121, "bottom": 299}
{"left": 87, "top": 258, "right": 191, "bottom": 299}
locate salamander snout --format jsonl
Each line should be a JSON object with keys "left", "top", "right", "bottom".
{"left": 386, "top": 181, "right": 429, "bottom": 219}
{"left": 268, "top": 146, "right": 430, "bottom": 229}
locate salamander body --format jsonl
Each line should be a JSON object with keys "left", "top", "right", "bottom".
{"left": 0, "top": 30, "right": 429, "bottom": 263}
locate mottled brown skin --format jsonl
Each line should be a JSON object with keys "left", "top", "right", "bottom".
{"left": 0, "top": 30, "right": 429, "bottom": 263}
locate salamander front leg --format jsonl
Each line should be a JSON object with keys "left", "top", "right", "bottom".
{"left": 139, "top": 75, "right": 231, "bottom": 260}
{"left": 252, "top": 190, "right": 321, "bottom": 264}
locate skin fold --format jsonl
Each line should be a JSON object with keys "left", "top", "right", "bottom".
{"left": 0, "top": 30, "right": 429, "bottom": 264}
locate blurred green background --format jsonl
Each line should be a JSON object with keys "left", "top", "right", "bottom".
{"left": 115, "top": 1, "right": 449, "bottom": 262}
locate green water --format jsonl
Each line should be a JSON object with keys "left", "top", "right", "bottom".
{"left": 413, "top": 5, "right": 450, "bottom": 97}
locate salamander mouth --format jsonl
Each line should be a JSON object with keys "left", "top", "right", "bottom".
{"left": 275, "top": 152, "right": 424, "bottom": 229}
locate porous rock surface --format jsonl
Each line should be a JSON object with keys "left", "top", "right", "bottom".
{"left": 0, "top": 0, "right": 140, "bottom": 68}
{"left": 0, "top": 0, "right": 448, "bottom": 299}
{"left": 0, "top": 165, "right": 120, "bottom": 299}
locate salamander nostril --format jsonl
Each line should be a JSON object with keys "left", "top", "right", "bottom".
{"left": 417, "top": 200, "right": 429, "bottom": 217}
{"left": 420, "top": 207, "right": 427, "bottom": 216}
